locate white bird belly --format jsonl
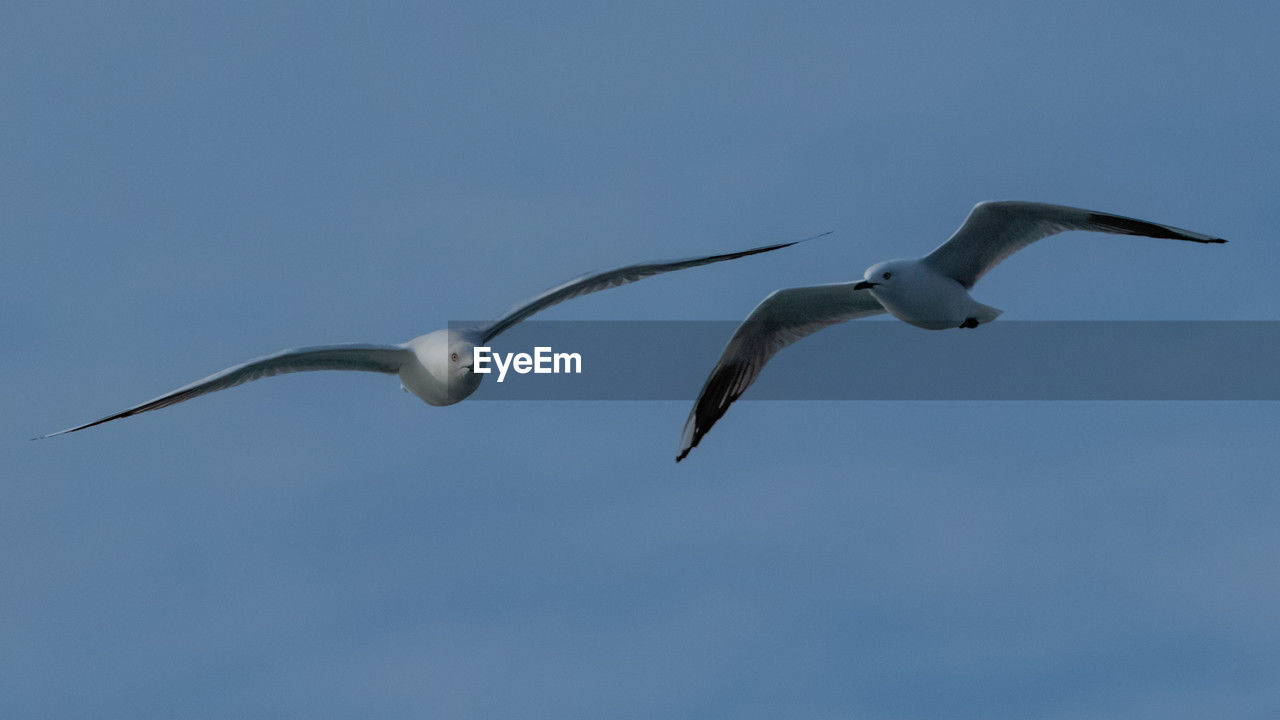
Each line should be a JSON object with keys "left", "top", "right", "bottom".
{"left": 869, "top": 270, "right": 974, "bottom": 330}
{"left": 399, "top": 361, "right": 460, "bottom": 406}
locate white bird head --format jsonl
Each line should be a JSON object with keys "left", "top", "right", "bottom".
{"left": 402, "top": 328, "right": 483, "bottom": 405}
{"left": 854, "top": 259, "right": 914, "bottom": 292}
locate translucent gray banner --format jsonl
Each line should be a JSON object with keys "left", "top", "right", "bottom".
{"left": 449, "top": 321, "right": 1280, "bottom": 400}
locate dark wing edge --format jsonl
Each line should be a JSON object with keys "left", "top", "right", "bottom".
{"left": 676, "top": 283, "right": 884, "bottom": 462}
{"left": 923, "top": 201, "right": 1226, "bottom": 289}
{"left": 1082, "top": 210, "right": 1226, "bottom": 244}
{"left": 35, "top": 344, "right": 413, "bottom": 438}
{"left": 478, "top": 233, "right": 829, "bottom": 344}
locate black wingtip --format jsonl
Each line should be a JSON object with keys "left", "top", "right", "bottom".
{"left": 676, "top": 427, "right": 700, "bottom": 463}
{"left": 31, "top": 429, "right": 68, "bottom": 440}
{"left": 796, "top": 230, "right": 834, "bottom": 245}
{"left": 1086, "top": 212, "right": 1225, "bottom": 245}
{"left": 769, "top": 230, "right": 834, "bottom": 251}
{"left": 31, "top": 428, "right": 70, "bottom": 440}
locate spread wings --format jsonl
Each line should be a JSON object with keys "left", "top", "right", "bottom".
{"left": 479, "top": 235, "right": 824, "bottom": 344}
{"left": 37, "top": 344, "right": 413, "bottom": 438}
{"left": 923, "top": 201, "right": 1225, "bottom": 289}
{"left": 677, "top": 283, "right": 885, "bottom": 461}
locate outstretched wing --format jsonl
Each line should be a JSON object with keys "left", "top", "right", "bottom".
{"left": 677, "top": 283, "right": 885, "bottom": 462}
{"left": 37, "top": 344, "right": 414, "bottom": 438}
{"left": 923, "top": 201, "right": 1225, "bottom": 289}
{"left": 478, "top": 234, "right": 826, "bottom": 344}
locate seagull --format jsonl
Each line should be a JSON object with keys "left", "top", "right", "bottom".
{"left": 37, "top": 235, "right": 820, "bottom": 438}
{"left": 676, "top": 201, "right": 1227, "bottom": 462}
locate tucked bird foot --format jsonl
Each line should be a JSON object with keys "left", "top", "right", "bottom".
{"left": 959, "top": 318, "right": 980, "bottom": 329}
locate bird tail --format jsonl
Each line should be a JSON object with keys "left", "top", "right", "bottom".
{"left": 970, "top": 301, "right": 1003, "bottom": 325}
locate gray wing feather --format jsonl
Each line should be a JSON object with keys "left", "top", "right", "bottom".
{"left": 37, "top": 344, "right": 413, "bottom": 437}
{"left": 923, "top": 201, "right": 1225, "bottom": 289}
{"left": 478, "top": 234, "right": 824, "bottom": 344}
{"left": 677, "top": 283, "right": 885, "bottom": 461}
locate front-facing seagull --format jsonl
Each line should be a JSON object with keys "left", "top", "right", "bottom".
{"left": 37, "top": 235, "right": 818, "bottom": 437}
{"left": 676, "top": 201, "right": 1226, "bottom": 461}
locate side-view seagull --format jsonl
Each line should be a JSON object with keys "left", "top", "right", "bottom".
{"left": 37, "top": 234, "right": 821, "bottom": 438}
{"left": 676, "top": 201, "right": 1227, "bottom": 462}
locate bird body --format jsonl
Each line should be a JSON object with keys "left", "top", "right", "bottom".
{"left": 398, "top": 329, "right": 482, "bottom": 406}
{"left": 860, "top": 258, "right": 1001, "bottom": 330}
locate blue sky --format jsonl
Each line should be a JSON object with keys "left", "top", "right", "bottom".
{"left": 4, "top": 1, "right": 1279, "bottom": 717}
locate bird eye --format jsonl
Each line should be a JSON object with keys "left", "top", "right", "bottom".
{"left": 882, "top": 272, "right": 892, "bottom": 280}
{"left": 450, "top": 352, "right": 459, "bottom": 362}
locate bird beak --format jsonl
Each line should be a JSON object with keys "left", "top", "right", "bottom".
{"left": 853, "top": 280, "right": 878, "bottom": 290}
